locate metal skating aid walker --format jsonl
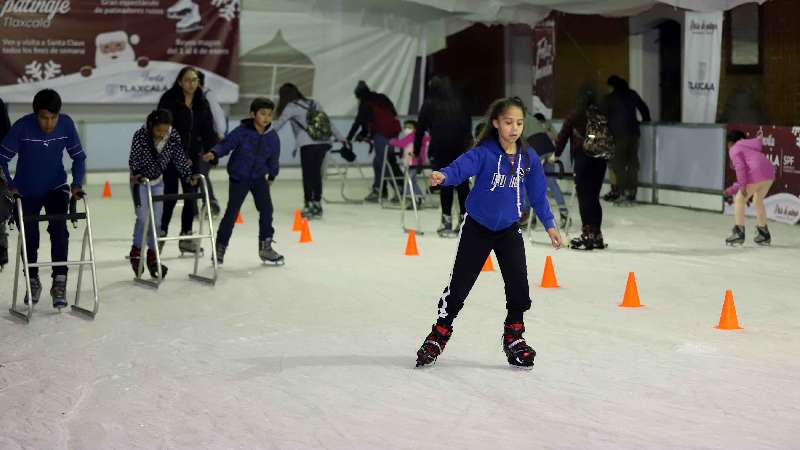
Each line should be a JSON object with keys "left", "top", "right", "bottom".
{"left": 9, "top": 194, "right": 99, "bottom": 323}
{"left": 134, "top": 175, "right": 218, "bottom": 288}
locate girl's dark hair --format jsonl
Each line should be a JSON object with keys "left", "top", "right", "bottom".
{"left": 475, "top": 97, "right": 530, "bottom": 174}
{"left": 275, "top": 83, "right": 307, "bottom": 117}
{"left": 475, "top": 96, "right": 527, "bottom": 144}
{"left": 146, "top": 109, "right": 173, "bottom": 132}
{"left": 173, "top": 66, "right": 199, "bottom": 88}
{"left": 574, "top": 83, "right": 597, "bottom": 125}
{"left": 424, "top": 75, "right": 464, "bottom": 124}
{"left": 726, "top": 129, "right": 747, "bottom": 144}
{"left": 404, "top": 119, "right": 417, "bottom": 128}
{"left": 169, "top": 66, "right": 207, "bottom": 109}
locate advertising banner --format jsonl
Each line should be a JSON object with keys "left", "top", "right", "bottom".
{"left": 682, "top": 11, "right": 723, "bottom": 123}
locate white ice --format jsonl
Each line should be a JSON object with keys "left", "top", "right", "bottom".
{"left": 1, "top": 177, "right": 799, "bottom": 449}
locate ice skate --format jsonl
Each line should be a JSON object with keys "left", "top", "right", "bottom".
{"left": 51, "top": 275, "right": 68, "bottom": 310}
{"left": 502, "top": 323, "right": 536, "bottom": 369}
{"left": 754, "top": 225, "right": 771, "bottom": 246}
{"left": 415, "top": 324, "right": 452, "bottom": 368}
{"left": 23, "top": 276, "right": 42, "bottom": 305}
{"left": 174, "top": 1, "right": 202, "bottom": 33}
{"left": 0, "top": 227, "right": 8, "bottom": 271}
{"left": 146, "top": 249, "right": 168, "bottom": 279}
{"left": 310, "top": 201, "right": 323, "bottom": 219}
{"left": 259, "top": 238, "right": 285, "bottom": 265}
{"left": 130, "top": 246, "right": 144, "bottom": 276}
{"left": 214, "top": 241, "right": 226, "bottom": 265}
{"left": 167, "top": 0, "right": 194, "bottom": 18}
{"left": 437, "top": 214, "right": 456, "bottom": 238}
{"left": 179, "top": 231, "right": 204, "bottom": 256}
{"left": 558, "top": 207, "right": 571, "bottom": 230}
{"left": 725, "top": 225, "right": 745, "bottom": 246}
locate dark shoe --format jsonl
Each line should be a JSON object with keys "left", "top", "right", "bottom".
{"left": 558, "top": 208, "right": 570, "bottom": 229}
{"left": 23, "top": 276, "right": 42, "bottom": 305}
{"left": 51, "top": 275, "right": 68, "bottom": 309}
{"left": 502, "top": 322, "right": 536, "bottom": 369}
{"left": 602, "top": 187, "right": 621, "bottom": 202}
{"left": 416, "top": 323, "right": 452, "bottom": 368}
{"left": 310, "top": 201, "right": 323, "bottom": 219}
{"left": 146, "top": 249, "right": 168, "bottom": 279}
{"left": 364, "top": 189, "right": 380, "bottom": 203}
{"left": 437, "top": 214, "right": 455, "bottom": 237}
{"left": 215, "top": 241, "right": 226, "bottom": 265}
{"left": 178, "top": 231, "right": 202, "bottom": 255}
{"left": 570, "top": 225, "right": 595, "bottom": 250}
{"left": 754, "top": 225, "right": 771, "bottom": 246}
{"left": 725, "top": 225, "right": 745, "bottom": 246}
{"left": 259, "top": 238, "right": 285, "bottom": 265}
{"left": 130, "top": 246, "right": 144, "bottom": 276}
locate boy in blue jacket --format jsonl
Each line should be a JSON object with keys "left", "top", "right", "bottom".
{"left": 416, "top": 97, "right": 563, "bottom": 370}
{"left": 0, "top": 89, "right": 87, "bottom": 308}
{"left": 203, "top": 98, "right": 283, "bottom": 265}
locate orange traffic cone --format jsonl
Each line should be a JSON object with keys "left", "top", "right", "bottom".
{"left": 292, "top": 208, "right": 303, "bottom": 232}
{"left": 619, "top": 272, "right": 643, "bottom": 307}
{"left": 540, "top": 255, "right": 559, "bottom": 288}
{"left": 404, "top": 229, "right": 419, "bottom": 256}
{"left": 235, "top": 211, "right": 244, "bottom": 224}
{"left": 716, "top": 289, "right": 743, "bottom": 330}
{"left": 299, "top": 218, "right": 312, "bottom": 243}
{"left": 481, "top": 255, "right": 494, "bottom": 272}
{"left": 102, "top": 180, "right": 112, "bottom": 198}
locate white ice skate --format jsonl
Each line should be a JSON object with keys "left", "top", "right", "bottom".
{"left": 167, "top": 0, "right": 194, "bottom": 19}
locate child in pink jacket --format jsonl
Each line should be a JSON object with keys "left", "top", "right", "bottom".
{"left": 724, "top": 130, "right": 775, "bottom": 246}
{"left": 390, "top": 120, "right": 430, "bottom": 208}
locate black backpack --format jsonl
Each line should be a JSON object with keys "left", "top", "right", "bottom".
{"left": 294, "top": 100, "right": 333, "bottom": 141}
{"left": 582, "top": 105, "right": 615, "bottom": 159}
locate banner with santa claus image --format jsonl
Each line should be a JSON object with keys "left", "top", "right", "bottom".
{"left": 0, "top": 0, "right": 239, "bottom": 103}
{"left": 724, "top": 124, "right": 800, "bottom": 225}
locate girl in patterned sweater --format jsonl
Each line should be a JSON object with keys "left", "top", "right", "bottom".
{"left": 128, "top": 109, "right": 195, "bottom": 278}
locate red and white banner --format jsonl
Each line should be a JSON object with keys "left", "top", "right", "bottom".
{"left": 531, "top": 19, "right": 555, "bottom": 119}
{"left": 0, "top": 0, "right": 239, "bottom": 103}
{"left": 724, "top": 124, "right": 800, "bottom": 224}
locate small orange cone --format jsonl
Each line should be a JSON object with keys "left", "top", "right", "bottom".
{"left": 235, "top": 211, "right": 244, "bottom": 224}
{"left": 298, "top": 218, "right": 312, "bottom": 243}
{"left": 540, "top": 255, "right": 559, "bottom": 288}
{"left": 619, "top": 272, "right": 644, "bottom": 307}
{"left": 481, "top": 255, "right": 494, "bottom": 272}
{"left": 292, "top": 208, "right": 303, "bottom": 232}
{"left": 102, "top": 180, "right": 112, "bottom": 198}
{"left": 404, "top": 229, "right": 419, "bottom": 256}
{"left": 716, "top": 289, "right": 743, "bottom": 330}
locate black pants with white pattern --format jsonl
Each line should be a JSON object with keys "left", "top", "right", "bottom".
{"left": 435, "top": 215, "right": 531, "bottom": 328}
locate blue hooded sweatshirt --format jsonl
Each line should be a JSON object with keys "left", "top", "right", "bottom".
{"left": 0, "top": 113, "right": 86, "bottom": 199}
{"left": 210, "top": 118, "right": 280, "bottom": 182}
{"left": 440, "top": 138, "right": 555, "bottom": 231}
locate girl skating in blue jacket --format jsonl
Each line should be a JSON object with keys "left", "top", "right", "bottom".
{"left": 415, "top": 97, "right": 563, "bottom": 369}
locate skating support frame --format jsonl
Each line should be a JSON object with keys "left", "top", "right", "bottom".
{"left": 9, "top": 195, "right": 100, "bottom": 323}
{"left": 134, "top": 175, "right": 218, "bottom": 289}
{"left": 322, "top": 144, "right": 368, "bottom": 205}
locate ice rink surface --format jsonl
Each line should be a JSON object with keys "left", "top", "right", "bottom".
{"left": 1, "top": 177, "right": 799, "bottom": 449}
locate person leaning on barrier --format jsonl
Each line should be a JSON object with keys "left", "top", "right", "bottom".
{"left": 128, "top": 109, "right": 197, "bottom": 279}
{"left": 0, "top": 89, "right": 87, "bottom": 308}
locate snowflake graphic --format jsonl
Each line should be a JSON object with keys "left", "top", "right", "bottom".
{"left": 212, "top": 0, "right": 239, "bottom": 21}
{"left": 16, "top": 59, "right": 63, "bottom": 84}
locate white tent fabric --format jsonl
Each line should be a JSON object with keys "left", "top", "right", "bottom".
{"left": 243, "top": 0, "right": 766, "bottom": 115}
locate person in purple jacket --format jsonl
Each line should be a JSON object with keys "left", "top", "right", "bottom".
{"left": 415, "top": 97, "right": 563, "bottom": 370}
{"left": 724, "top": 130, "right": 776, "bottom": 246}
{"left": 203, "top": 98, "right": 283, "bottom": 265}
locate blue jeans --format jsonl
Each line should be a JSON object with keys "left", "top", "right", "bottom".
{"left": 408, "top": 167, "right": 423, "bottom": 197}
{"left": 132, "top": 181, "right": 163, "bottom": 249}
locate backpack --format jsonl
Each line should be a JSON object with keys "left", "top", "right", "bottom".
{"left": 582, "top": 105, "right": 615, "bottom": 159}
{"left": 295, "top": 100, "right": 333, "bottom": 141}
{"left": 369, "top": 97, "right": 401, "bottom": 138}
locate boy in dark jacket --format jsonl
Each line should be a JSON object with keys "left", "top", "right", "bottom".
{"left": 0, "top": 89, "right": 86, "bottom": 308}
{"left": 203, "top": 98, "right": 283, "bottom": 265}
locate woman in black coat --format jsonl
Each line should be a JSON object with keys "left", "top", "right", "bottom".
{"left": 414, "top": 76, "right": 473, "bottom": 237}
{"left": 156, "top": 66, "right": 219, "bottom": 253}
